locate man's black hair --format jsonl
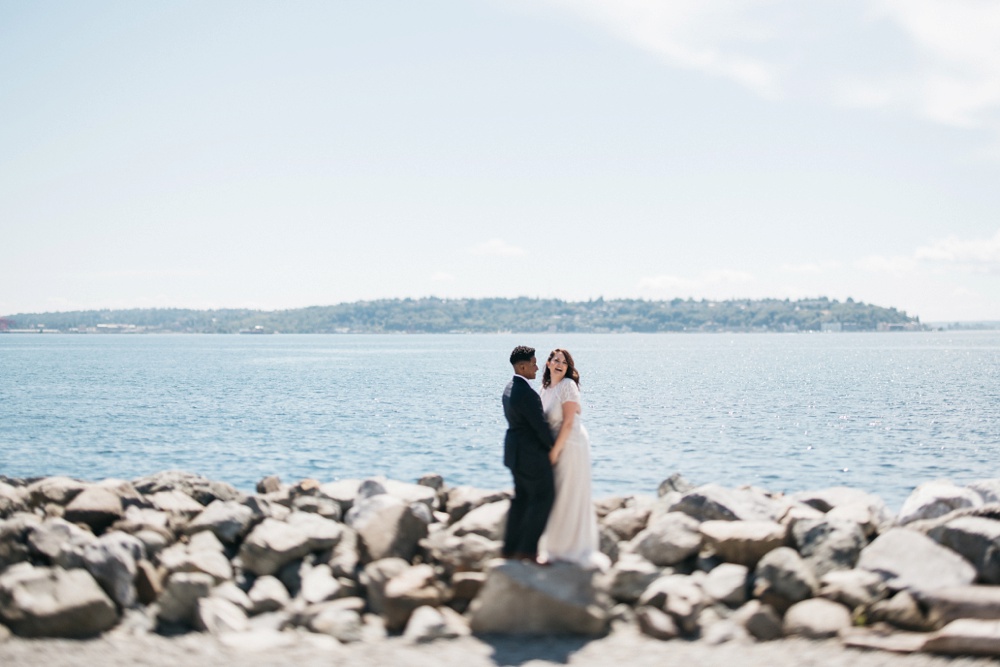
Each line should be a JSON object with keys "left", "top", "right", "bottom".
{"left": 509, "top": 345, "right": 535, "bottom": 365}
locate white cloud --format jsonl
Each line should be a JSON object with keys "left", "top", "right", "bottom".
{"left": 539, "top": 0, "right": 1000, "bottom": 140}
{"left": 468, "top": 238, "right": 527, "bottom": 257}
{"left": 858, "top": 229, "right": 1000, "bottom": 276}
{"left": 914, "top": 229, "right": 1000, "bottom": 269}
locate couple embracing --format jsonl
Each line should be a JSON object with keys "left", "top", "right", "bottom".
{"left": 501, "top": 345, "right": 609, "bottom": 569}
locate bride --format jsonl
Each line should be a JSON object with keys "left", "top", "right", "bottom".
{"left": 537, "top": 348, "right": 609, "bottom": 569}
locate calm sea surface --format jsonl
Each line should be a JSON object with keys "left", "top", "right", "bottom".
{"left": 1, "top": 332, "right": 998, "bottom": 510}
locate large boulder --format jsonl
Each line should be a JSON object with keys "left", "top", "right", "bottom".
{"left": 0, "top": 483, "right": 27, "bottom": 518}
{"left": 26, "top": 476, "right": 88, "bottom": 508}
{"left": 448, "top": 500, "right": 509, "bottom": 542}
{"left": 699, "top": 520, "right": 786, "bottom": 567}
{"left": 968, "top": 479, "right": 1000, "bottom": 504}
{"left": 0, "top": 514, "right": 40, "bottom": 570}
{"left": 421, "top": 530, "right": 502, "bottom": 575}
{"left": 627, "top": 512, "right": 702, "bottom": 566}
{"left": 403, "top": 605, "right": 469, "bottom": 643}
{"left": 445, "top": 486, "right": 508, "bottom": 524}
{"left": 469, "top": 561, "right": 609, "bottom": 635}
{"left": 345, "top": 494, "right": 427, "bottom": 563}
{"left": 184, "top": 500, "right": 256, "bottom": 544}
{"left": 359, "top": 558, "right": 410, "bottom": 616}
{"left": 915, "top": 585, "right": 1000, "bottom": 629}
{"left": 791, "top": 487, "right": 892, "bottom": 536}
{"left": 26, "top": 518, "right": 96, "bottom": 569}
{"left": 0, "top": 563, "right": 118, "bottom": 637}
{"left": 601, "top": 504, "right": 651, "bottom": 541}
{"left": 702, "top": 563, "right": 749, "bottom": 607}
{"left": 817, "top": 569, "right": 887, "bottom": 610}
{"left": 857, "top": 528, "right": 976, "bottom": 594}
{"left": 248, "top": 575, "right": 290, "bottom": 614}
{"left": 752, "top": 547, "right": 818, "bottom": 613}
{"left": 157, "top": 572, "right": 215, "bottom": 626}
{"left": 238, "top": 518, "right": 313, "bottom": 577}
{"left": 897, "top": 480, "right": 983, "bottom": 526}
{"left": 637, "top": 574, "right": 706, "bottom": 634}
{"left": 382, "top": 479, "right": 438, "bottom": 509}
{"left": 132, "top": 471, "right": 243, "bottom": 506}
{"left": 82, "top": 531, "right": 146, "bottom": 608}
{"left": 790, "top": 517, "right": 866, "bottom": 576}
{"left": 783, "top": 598, "right": 851, "bottom": 639}
{"left": 381, "top": 564, "right": 446, "bottom": 632}
{"left": 600, "top": 554, "right": 661, "bottom": 603}
{"left": 929, "top": 516, "right": 1000, "bottom": 584}
{"left": 670, "top": 484, "right": 786, "bottom": 523}
{"left": 63, "top": 486, "right": 124, "bottom": 533}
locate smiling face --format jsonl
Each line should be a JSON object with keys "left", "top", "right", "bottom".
{"left": 547, "top": 350, "right": 568, "bottom": 382}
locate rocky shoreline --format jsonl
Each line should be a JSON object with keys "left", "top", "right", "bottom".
{"left": 3, "top": 471, "right": 1000, "bottom": 663}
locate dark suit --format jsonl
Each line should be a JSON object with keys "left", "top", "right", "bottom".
{"left": 501, "top": 375, "right": 555, "bottom": 558}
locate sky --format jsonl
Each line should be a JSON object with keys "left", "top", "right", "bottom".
{"left": 2, "top": 0, "right": 999, "bottom": 322}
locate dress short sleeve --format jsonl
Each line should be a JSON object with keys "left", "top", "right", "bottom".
{"left": 559, "top": 379, "right": 581, "bottom": 404}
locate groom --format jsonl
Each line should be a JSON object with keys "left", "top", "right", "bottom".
{"left": 501, "top": 345, "right": 555, "bottom": 562}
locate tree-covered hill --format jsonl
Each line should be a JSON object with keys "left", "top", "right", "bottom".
{"left": 2, "top": 297, "right": 920, "bottom": 333}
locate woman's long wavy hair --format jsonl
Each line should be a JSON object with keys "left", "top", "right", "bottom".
{"left": 542, "top": 348, "right": 580, "bottom": 388}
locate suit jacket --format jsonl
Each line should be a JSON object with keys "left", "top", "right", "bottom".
{"left": 502, "top": 375, "right": 555, "bottom": 472}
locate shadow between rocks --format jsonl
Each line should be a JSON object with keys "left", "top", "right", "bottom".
{"left": 477, "top": 634, "right": 594, "bottom": 666}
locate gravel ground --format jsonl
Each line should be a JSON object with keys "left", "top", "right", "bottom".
{"left": 2, "top": 626, "right": 997, "bottom": 667}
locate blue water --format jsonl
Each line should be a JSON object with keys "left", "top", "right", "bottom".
{"left": 1, "top": 332, "right": 998, "bottom": 510}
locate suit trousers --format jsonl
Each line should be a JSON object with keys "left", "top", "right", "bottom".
{"left": 502, "top": 457, "right": 555, "bottom": 558}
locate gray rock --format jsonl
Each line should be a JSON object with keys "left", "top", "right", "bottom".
{"left": 248, "top": 575, "right": 290, "bottom": 614}
{"left": 671, "top": 484, "right": 787, "bottom": 523}
{"left": 791, "top": 517, "right": 866, "bottom": 576}
{"left": 968, "top": 479, "right": 1000, "bottom": 504}
{"left": 316, "top": 479, "right": 362, "bottom": 513}
{"left": 0, "top": 514, "right": 39, "bottom": 570}
{"left": 184, "top": 500, "right": 255, "bottom": 544}
{"left": 0, "top": 483, "right": 27, "bottom": 519}
{"left": 752, "top": 547, "right": 818, "bottom": 613}
{"left": 0, "top": 564, "right": 118, "bottom": 637}
{"left": 448, "top": 499, "right": 509, "bottom": 542}
{"left": 195, "top": 596, "right": 248, "bottom": 634}
{"left": 346, "top": 494, "right": 428, "bottom": 563}
{"left": 63, "top": 486, "right": 124, "bottom": 532}
{"left": 869, "top": 590, "right": 931, "bottom": 631}
{"left": 26, "top": 476, "right": 88, "bottom": 508}
{"left": 782, "top": 598, "right": 851, "bottom": 639}
{"left": 915, "top": 585, "right": 1000, "bottom": 629}
{"left": 702, "top": 563, "right": 749, "bottom": 607}
{"left": 311, "top": 607, "right": 364, "bottom": 642}
{"left": 211, "top": 581, "right": 253, "bottom": 614}
{"left": 451, "top": 571, "right": 486, "bottom": 603}
{"left": 699, "top": 520, "right": 786, "bottom": 568}
{"left": 858, "top": 528, "right": 976, "bottom": 594}
{"left": 593, "top": 496, "right": 628, "bottom": 519}
{"left": 598, "top": 525, "right": 620, "bottom": 564}
{"left": 291, "top": 495, "right": 342, "bottom": 521}
{"left": 601, "top": 553, "right": 662, "bottom": 603}
{"left": 27, "top": 518, "right": 97, "bottom": 569}
{"left": 360, "top": 557, "right": 410, "bottom": 615}
{"left": 382, "top": 479, "right": 438, "bottom": 509}
{"left": 417, "top": 473, "right": 445, "bottom": 492}
{"left": 732, "top": 599, "right": 783, "bottom": 641}
{"left": 445, "top": 486, "right": 508, "bottom": 524}
{"left": 628, "top": 512, "right": 702, "bottom": 567}
{"left": 637, "top": 574, "right": 706, "bottom": 634}
{"left": 299, "top": 563, "right": 345, "bottom": 605}
{"left": 929, "top": 516, "right": 1000, "bottom": 584}
{"left": 158, "top": 541, "right": 233, "bottom": 583}
{"left": 922, "top": 618, "right": 1000, "bottom": 656}
{"left": 382, "top": 564, "right": 445, "bottom": 632}
{"left": 658, "top": 473, "right": 695, "bottom": 497}
{"left": 135, "top": 559, "right": 163, "bottom": 605}
{"left": 132, "top": 471, "right": 243, "bottom": 506}
{"left": 469, "top": 560, "right": 609, "bottom": 636}
{"left": 420, "top": 531, "right": 502, "bottom": 575}
{"left": 636, "top": 605, "right": 679, "bottom": 640}
{"left": 403, "top": 605, "right": 469, "bottom": 643}
{"left": 82, "top": 531, "right": 146, "bottom": 608}
{"left": 601, "top": 504, "right": 651, "bottom": 541}
{"left": 898, "top": 480, "right": 983, "bottom": 525}
{"left": 257, "top": 476, "right": 283, "bottom": 494}
{"left": 147, "top": 490, "right": 205, "bottom": 516}
{"left": 817, "top": 569, "right": 887, "bottom": 610}
{"left": 157, "top": 572, "right": 215, "bottom": 626}
{"left": 792, "top": 487, "right": 893, "bottom": 537}
{"left": 238, "top": 518, "right": 318, "bottom": 576}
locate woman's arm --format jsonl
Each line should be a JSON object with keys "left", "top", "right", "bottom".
{"left": 549, "top": 400, "right": 580, "bottom": 464}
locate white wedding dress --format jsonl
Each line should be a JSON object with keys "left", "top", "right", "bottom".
{"left": 537, "top": 378, "right": 609, "bottom": 569}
